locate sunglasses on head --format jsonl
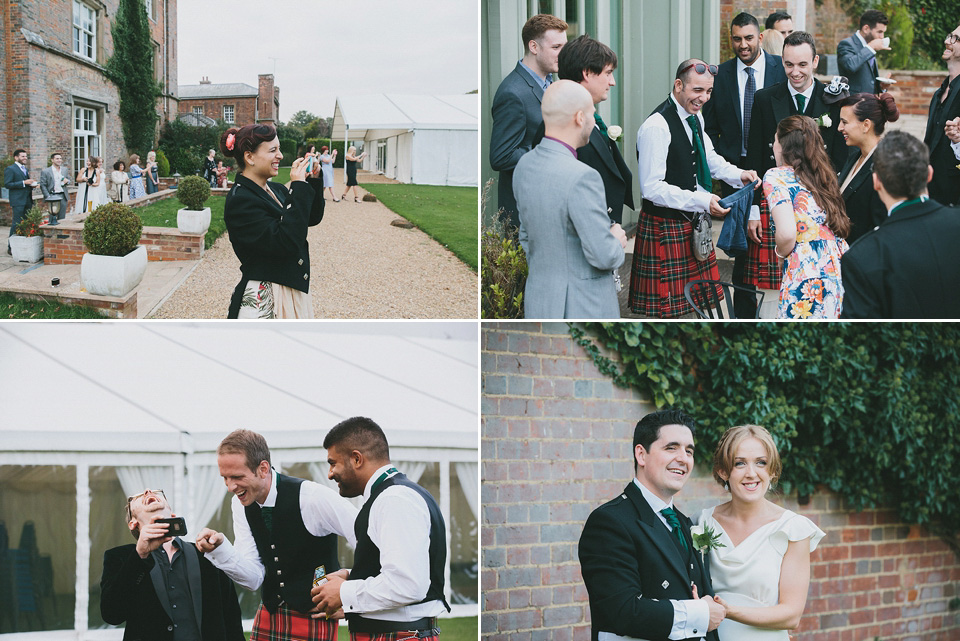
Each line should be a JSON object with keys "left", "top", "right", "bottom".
{"left": 127, "top": 489, "right": 165, "bottom": 506}
{"left": 679, "top": 62, "right": 719, "bottom": 77}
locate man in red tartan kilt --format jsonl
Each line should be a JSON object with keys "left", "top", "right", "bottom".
{"left": 630, "top": 59, "right": 760, "bottom": 318}
{"left": 196, "top": 430, "right": 359, "bottom": 641}
{"left": 311, "top": 417, "right": 451, "bottom": 641}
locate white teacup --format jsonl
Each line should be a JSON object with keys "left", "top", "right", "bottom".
{"left": 882, "top": 36, "right": 891, "bottom": 48}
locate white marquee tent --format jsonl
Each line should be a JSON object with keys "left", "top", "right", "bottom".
{"left": 0, "top": 323, "right": 478, "bottom": 639}
{"left": 332, "top": 94, "right": 478, "bottom": 187}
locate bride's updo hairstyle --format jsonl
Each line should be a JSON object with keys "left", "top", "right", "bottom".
{"left": 220, "top": 123, "right": 277, "bottom": 171}
{"left": 712, "top": 425, "right": 782, "bottom": 488}
{"left": 837, "top": 92, "right": 900, "bottom": 135}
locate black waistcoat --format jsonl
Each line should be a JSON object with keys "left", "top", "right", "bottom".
{"left": 244, "top": 473, "right": 340, "bottom": 613}
{"left": 642, "top": 98, "right": 700, "bottom": 221}
{"left": 347, "top": 472, "right": 450, "bottom": 625}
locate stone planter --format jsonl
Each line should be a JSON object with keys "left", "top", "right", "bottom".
{"left": 80, "top": 244, "right": 147, "bottom": 297}
{"left": 177, "top": 207, "right": 211, "bottom": 235}
{"left": 9, "top": 235, "right": 43, "bottom": 263}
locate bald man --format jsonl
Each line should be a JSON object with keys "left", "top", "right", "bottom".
{"left": 513, "top": 79, "right": 627, "bottom": 319}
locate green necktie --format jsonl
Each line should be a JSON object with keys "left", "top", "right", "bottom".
{"left": 660, "top": 507, "right": 688, "bottom": 551}
{"left": 686, "top": 115, "right": 712, "bottom": 191}
{"left": 594, "top": 112, "right": 608, "bottom": 136}
{"left": 795, "top": 93, "right": 806, "bottom": 114}
{"left": 260, "top": 506, "right": 273, "bottom": 534}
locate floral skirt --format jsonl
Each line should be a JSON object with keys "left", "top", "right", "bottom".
{"left": 777, "top": 238, "right": 848, "bottom": 319}
{"left": 237, "top": 280, "right": 314, "bottom": 319}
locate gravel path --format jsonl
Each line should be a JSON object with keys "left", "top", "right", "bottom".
{"left": 151, "top": 184, "right": 478, "bottom": 319}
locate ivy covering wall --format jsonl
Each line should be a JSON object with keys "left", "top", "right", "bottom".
{"left": 570, "top": 323, "right": 960, "bottom": 552}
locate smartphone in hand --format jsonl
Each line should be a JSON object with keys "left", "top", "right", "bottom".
{"left": 156, "top": 517, "right": 188, "bottom": 537}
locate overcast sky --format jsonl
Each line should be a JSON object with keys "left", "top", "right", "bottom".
{"left": 177, "top": 0, "right": 478, "bottom": 122}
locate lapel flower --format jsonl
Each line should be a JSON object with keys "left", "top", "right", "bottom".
{"left": 690, "top": 523, "right": 725, "bottom": 561}
{"left": 607, "top": 125, "right": 623, "bottom": 142}
{"left": 817, "top": 113, "right": 832, "bottom": 128}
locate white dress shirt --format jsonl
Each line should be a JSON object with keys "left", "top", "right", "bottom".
{"left": 340, "top": 464, "right": 448, "bottom": 621}
{"left": 952, "top": 140, "right": 960, "bottom": 160}
{"left": 205, "top": 468, "right": 359, "bottom": 591}
{"left": 636, "top": 94, "right": 745, "bottom": 214}
{"left": 736, "top": 50, "right": 767, "bottom": 128}
{"left": 631, "top": 479, "right": 710, "bottom": 640}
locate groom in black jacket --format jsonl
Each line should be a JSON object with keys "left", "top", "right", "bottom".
{"left": 579, "top": 409, "right": 724, "bottom": 641}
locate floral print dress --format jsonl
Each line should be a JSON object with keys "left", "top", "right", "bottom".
{"left": 762, "top": 166, "right": 849, "bottom": 319}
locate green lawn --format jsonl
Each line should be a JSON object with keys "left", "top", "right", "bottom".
{"left": 243, "top": 616, "right": 477, "bottom": 641}
{"left": 136, "top": 197, "right": 226, "bottom": 249}
{"left": 359, "top": 184, "right": 478, "bottom": 271}
{"left": 0, "top": 291, "right": 105, "bottom": 319}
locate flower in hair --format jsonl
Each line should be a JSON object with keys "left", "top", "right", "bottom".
{"left": 226, "top": 133, "right": 236, "bottom": 151}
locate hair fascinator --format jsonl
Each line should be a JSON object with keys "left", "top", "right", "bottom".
{"left": 225, "top": 133, "right": 236, "bottom": 151}
{"left": 822, "top": 76, "right": 850, "bottom": 104}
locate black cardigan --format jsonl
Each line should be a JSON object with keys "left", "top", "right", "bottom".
{"left": 224, "top": 174, "right": 324, "bottom": 317}
{"left": 837, "top": 151, "right": 885, "bottom": 245}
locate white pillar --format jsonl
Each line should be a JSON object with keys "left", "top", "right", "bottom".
{"left": 75, "top": 463, "right": 90, "bottom": 635}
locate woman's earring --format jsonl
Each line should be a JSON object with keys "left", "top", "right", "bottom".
{"left": 724, "top": 481, "right": 729, "bottom": 491}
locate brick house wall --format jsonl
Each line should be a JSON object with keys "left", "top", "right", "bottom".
{"left": 178, "top": 95, "right": 257, "bottom": 125}
{"left": 482, "top": 322, "right": 960, "bottom": 641}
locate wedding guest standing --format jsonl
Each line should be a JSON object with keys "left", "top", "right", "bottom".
{"left": 219, "top": 123, "right": 325, "bottom": 318}
{"left": 128, "top": 154, "right": 146, "bottom": 199}
{"left": 765, "top": 11, "right": 794, "bottom": 38}
{"left": 489, "top": 13, "right": 568, "bottom": 229}
{"left": 144, "top": 150, "right": 160, "bottom": 194}
{"left": 629, "top": 60, "right": 759, "bottom": 318}
{"left": 39, "top": 152, "right": 70, "bottom": 225}
{"left": 5, "top": 149, "right": 36, "bottom": 253}
{"left": 841, "top": 131, "right": 960, "bottom": 318}
{"left": 837, "top": 10, "right": 892, "bottom": 96}
{"left": 764, "top": 115, "right": 850, "bottom": 318}
{"left": 109, "top": 161, "right": 129, "bottom": 203}
{"left": 761, "top": 29, "right": 784, "bottom": 57}
{"left": 203, "top": 149, "right": 218, "bottom": 187}
{"left": 341, "top": 146, "right": 366, "bottom": 203}
{"left": 923, "top": 21, "right": 960, "bottom": 206}
{"left": 703, "top": 12, "right": 786, "bottom": 318}
{"left": 75, "top": 157, "right": 107, "bottom": 214}
{"left": 319, "top": 146, "right": 338, "bottom": 201}
{"left": 835, "top": 92, "right": 899, "bottom": 243}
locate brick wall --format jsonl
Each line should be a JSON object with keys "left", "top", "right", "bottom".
{"left": 178, "top": 96, "right": 257, "bottom": 125}
{"left": 481, "top": 322, "right": 960, "bottom": 641}
{"left": 42, "top": 222, "right": 205, "bottom": 265}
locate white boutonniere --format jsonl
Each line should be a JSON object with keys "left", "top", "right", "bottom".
{"left": 607, "top": 125, "right": 623, "bottom": 142}
{"left": 817, "top": 113, "right": 832, "bottom": 128}
{"left": 690, "top": 523, "right": 725, "bottom": 561}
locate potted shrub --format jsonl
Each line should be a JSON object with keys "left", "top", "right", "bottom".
{"left": 176, "top": 174, "right": 211, "bottom": 234}
{"left": 80, "top": 202, "right": 146, "bottom": 297}
{"left": 9, "top": 205, "right": 46, "bottom": 263}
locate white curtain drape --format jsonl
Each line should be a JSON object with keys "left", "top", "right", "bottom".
{"left": 307, "top": 462, "right": 365, "bottom": 508}
{"left": 191, "top": 465, "right": 227, "bottom": 531}
{"left": 115, "top": 466, "right": 175, "bottom": 501}
{"left": 393, "top": 461, "right": 427, "bottom": 484}
{"left": 454, "top": 461, "right": 478, "bottom": 518}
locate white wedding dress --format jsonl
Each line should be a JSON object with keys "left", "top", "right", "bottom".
{"left": 698, "top": 506, "right": 825, "bottom": 641}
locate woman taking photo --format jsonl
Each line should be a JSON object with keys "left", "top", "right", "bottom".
{"left": 698, "top": 425, "right": 825, "bottom": 641}
{"left": 220, "top": 123, "right": 325, "bottom": 318}
{"left": 341, "top": 145, "right": 367, "bottom": 203}
{"left": 836, "top": 92, "right": 900, "bottom": 244}
{"left": 319, "top": 146, "right": 338, "bottom": 201}
{"left": 763, "top": 115, "right": 850, "bottom": 318}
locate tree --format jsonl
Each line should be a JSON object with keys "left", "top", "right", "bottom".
{"left": 288, "top": 110, "right": 317, "bottom": 129}
{"left": 105, "top": 0, "right": 161, "bottom": 155}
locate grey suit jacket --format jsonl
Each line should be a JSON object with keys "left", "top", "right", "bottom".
{"left": 39, "top": 165, "right": 71, "bottom": 203}
{"left": 490, "top": 62, "right": 547, "bottom": 224}
{"left": 514, "top": 138, "right": 625, "bottom": 319}
{"left": 837, "top": 34, "right": 880, "bottom": 95}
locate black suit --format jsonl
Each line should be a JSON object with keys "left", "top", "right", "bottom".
{"left": 579, "top": 482, "right": 718, "bottom": 641}
{"left": 101, "top": 542, "right": 244, "bottom": 641}
{"left": 533, "top": 122, "right": 634, "bottom": 224}
{"left": 837, "top": 152, "right": 885, "bottom": 245}
{"left": 840, "top": 198, "right": 960, "bottom": 318}
{"left": 923, "top": 75, "right": 960, "bottom": 207}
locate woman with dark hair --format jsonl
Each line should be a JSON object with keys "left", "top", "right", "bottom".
{"left": 764, "top": 115, "right": 851, "bottom": 318}
{"left": 109, "top": 160, "right": 129, "bottom": 202}
{"left": 836, "top": 92, "right": 900, "bottom": 244}
{"left": 220, "top": 123, "right": 324, "bottom": 318}
{"left": 128, "top": 154, "right": 145, "bottom": 199}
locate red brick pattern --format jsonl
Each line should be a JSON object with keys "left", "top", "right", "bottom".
{"left": 43, "top": 223, "right": 204, "bottom": 265}
{"left": 482, "top": 322, "right": 960, "bottom": 641}
{"left": 178, "top": 74, "right": 278, "bottom": 125}
{"left": 10, "top": 289, "right": 137, "bottom": 318}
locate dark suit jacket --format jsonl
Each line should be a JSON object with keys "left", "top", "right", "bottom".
{"left": 703, "top": 52, "right": 786, "bottom": 166}
{"left": 4, "top": 163, "right": 34, "bottom": 211}
{"left": 746, "top": 79, "right": 850, "bottom": 206}
{"left": 837, "top": 151, "right": 885, "bottom": 245}
{"left": 840, "top": 199, "right": 960, "bottom": 318}
{"left": 224, "top": 174, "right": 324, "bottom": 316}
{"left": 101, "top": 542, "right": 244, "bottom": 641}
{"left": 579, "top": 482, "right": 719, "bottom": 641}
{"left": 532, "top": 122, "right": 634, "bottom": 224}
{"left": 836, "top": 34, "right": 880, "bottom": 95}
{"left": 923, "top": 75, "right": 960, "bottom": 207}
{"left": 490, "top": 62, "right": 547, "bottom": 226}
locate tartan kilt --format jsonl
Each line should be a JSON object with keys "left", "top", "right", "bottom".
{"left": 743, "top": 197, "right": 783, "bottom": 290}
{"left": 351, "top": 631, "right": 440, "bottom": 641}
{"left": 251, "top": 603, "right": 337, "bottom": 641}
{"left": 628, "top": 210, "right": 722, "bottom": 318}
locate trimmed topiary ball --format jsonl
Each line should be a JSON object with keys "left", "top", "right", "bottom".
{"left": 177, "top": 174, "right": 211, "bottom": 211}
{"left": 82, "top": 202, "right": 143, "bottom": 256}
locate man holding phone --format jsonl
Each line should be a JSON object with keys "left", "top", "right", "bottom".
{"left": 100, "top": 488, "right": 244, "bottom": 641}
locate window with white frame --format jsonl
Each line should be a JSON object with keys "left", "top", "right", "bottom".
{"left": 223, "top": 105, "right": 235, "bottom": 123}
{"left": 193, "top": 105, "right": 204, "bottom": 116}
{"left": 145, "top": 0, "right": 155, "bottom": 21}
{"left": 73, "top": 105, "right": 102, "bottom": 173}
{"left": 73, "top": 0, "right": 96, "bottom": 60}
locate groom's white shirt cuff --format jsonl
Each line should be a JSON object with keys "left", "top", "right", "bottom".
{"left": 632, "top": 480, "right": 710, "bottom": 639}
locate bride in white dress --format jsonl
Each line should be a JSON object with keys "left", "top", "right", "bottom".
{"left": 697, "top": 425, "right": 825, "bottom": 641}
